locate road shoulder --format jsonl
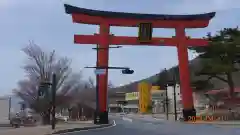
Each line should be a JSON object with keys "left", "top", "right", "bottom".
{"left": 0, "top": 120, "right": 116, "bottom": 135}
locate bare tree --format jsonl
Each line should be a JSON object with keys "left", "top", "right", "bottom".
{"left": 84, "top": 77, "right": 95, "bottom": 88}
{"left": 68, "top": 76, "right": 115, "bottom": 112}
{"left": 22, "top": 41, "right": 71, "bottom": 88}
{"left": 84, "top": 77, "right": 114, "bottom": 89}
{"left": 108, "top": 81, "right": 114, "bottom": 88}
{"left": 14, "top": 41, "right": 83, "bottom": 124}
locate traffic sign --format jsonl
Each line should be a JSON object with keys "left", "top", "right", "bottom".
{"left": 94, "top": 69, "right": 106, "bottom": 75}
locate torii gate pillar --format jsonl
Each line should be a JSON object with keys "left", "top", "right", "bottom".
{"left": 96, "top": 23, "right": 110, "bottom": 124}
{"left": 176, "top": 26, "right": 195, "bottom": 118}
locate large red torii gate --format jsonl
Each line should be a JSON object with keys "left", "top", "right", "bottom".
{"left": 64, "top": 4, "right": 215, "bottom": 123}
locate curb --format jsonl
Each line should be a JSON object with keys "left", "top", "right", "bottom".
{"left": 49, "top": 120, "right": 115, "bottom": 134}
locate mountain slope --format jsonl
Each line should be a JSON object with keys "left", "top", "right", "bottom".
{"left": 112, "top": 57, "right": 240, "bottom": 92}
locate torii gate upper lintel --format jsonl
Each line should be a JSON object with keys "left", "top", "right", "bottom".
{"left": 64, "top": 4, "right": 215, "bottom": 123}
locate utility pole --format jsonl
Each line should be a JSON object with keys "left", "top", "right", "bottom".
{"left": 165, "top": 88, "right": 169, "bottom": 120}
{"left": 95, "top": 44, "right": 100, "bottom": 124}
{"left": 173, "top": 69, "right": 178, "bottom": 121}
{"left": 51, "top": 73, "right": 57, "bottom": 130}
{"left": 164, "top": 68, "right": 169, "bottom": 120}
{"left": 8, "top": 97, "right": 11, "bottom": 120}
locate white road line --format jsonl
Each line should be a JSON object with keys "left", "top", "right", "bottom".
{"left": 153, "top": 118, "right": 165, "bottom": 121}
{"left": 122, "top": 117, "right": 133, "bottom": 122}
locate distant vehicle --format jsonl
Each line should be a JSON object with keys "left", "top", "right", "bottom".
{"left": 55, "top": 114, "right": 69, "bottom": 122}
{"left": 10, "top": 108, "right": 38, "bottom": 127}
{"left": 10, "top": 114, "right": 21, "bottom": 128}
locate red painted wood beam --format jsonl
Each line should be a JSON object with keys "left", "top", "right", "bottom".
{"left": 74, "top": 35, "right": 209, "bottom": 46}
{"left": 72, "top": 14, "right": 210, "bottom": 28}
{"left": 74, "top": 35, "right": 100, "bottom": 44}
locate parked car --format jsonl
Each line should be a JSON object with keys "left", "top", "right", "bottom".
{"left": 10, "top": 112, "right": 38, "bottom": 127}
{"left": 10, "top": 114, "right": 21, "bottom": 128}
{"left": 55, "top": 114, "right": 69, "bottom": 122}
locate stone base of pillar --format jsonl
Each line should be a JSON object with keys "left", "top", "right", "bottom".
{"left": 94, "top": 111, "right": 109, "bottom": 124}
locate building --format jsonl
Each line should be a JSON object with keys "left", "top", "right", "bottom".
{"left": 151, "top": 90, "right": 165, "bottom": 113}
{"left": 165, "top": 84, "right": 182, "bottom": 113}
{"left": 124, "top": 92, "right": 139, "bottom": 113}
{"left": 123, "top": 89, "right": 167, "bottom": 113}
{"left": 108, "top": 83, "right": 210, "bottom": 114}
{"left": 0, "top": 96, "right": 11, "bottom": 122}
{"left": 108, "top": 92, "right": 126, "bottom": 113}
{"left": 0, "top": 95, "right": 31, "bottom": 122}
{"left": 165, "top": 84, "right": 210, "bottom": 113}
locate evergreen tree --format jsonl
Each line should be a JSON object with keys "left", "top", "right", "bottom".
{"left": 190, "top": 27, "right": 240, "bottom": 98}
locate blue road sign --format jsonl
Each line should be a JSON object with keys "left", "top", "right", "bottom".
{"left": 94, "top": 69, "right": 106, "bottom": 75}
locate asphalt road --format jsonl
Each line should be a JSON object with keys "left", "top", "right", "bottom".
{"left": 62, "top": 115, "right": 240, "bottom": 135}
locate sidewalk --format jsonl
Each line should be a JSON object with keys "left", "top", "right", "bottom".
{"left": 0, "top": 120, "right": 113, "bottom": 135}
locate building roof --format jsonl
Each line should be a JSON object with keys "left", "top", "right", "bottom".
{"left": 64, "top": 4, "right": 215, "bottom": 21}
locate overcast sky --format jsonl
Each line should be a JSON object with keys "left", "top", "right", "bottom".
{"left": 0, "top": 0, "right": 240, "bottom": 96}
